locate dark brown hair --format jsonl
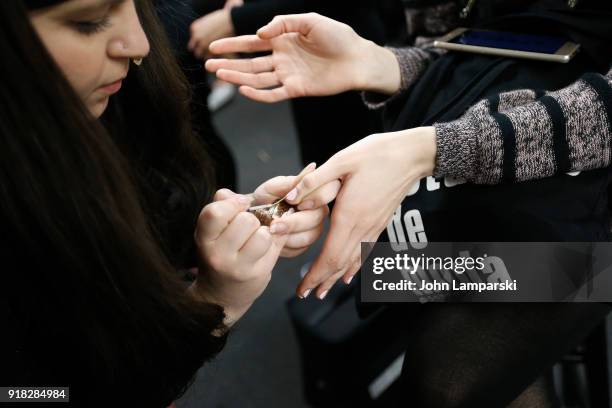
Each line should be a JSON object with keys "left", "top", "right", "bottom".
{"left": 0, "top": 1, "right": 225, "bottom": 406}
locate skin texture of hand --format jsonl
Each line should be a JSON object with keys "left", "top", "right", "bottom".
{"left": 205, "top": 13, "right": 401, "bottom": 103}
{"left": 193, "top": 193, "right": 289, "bottom": 327}
{"left": 283, "top": 127, "right": 438, "bottom": 300}
{"left": 188, "top": 8, "right": 235, "bottom": 59}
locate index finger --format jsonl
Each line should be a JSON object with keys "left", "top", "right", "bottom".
{"left": 195, "top": 197, "right": 251, "bottom": 243}
{"left": 256, "top": 13, "right": 323, "bottom": 39}
{"left": 252, "top": 162, "right": 316, "bottom": 205}
{"left": 284, "top": 157, "right": 348, "bottom": 205}
{"left": 209, "top": 35, "right": 272, "bottom": 55}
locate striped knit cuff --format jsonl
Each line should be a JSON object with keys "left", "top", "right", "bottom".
{"left": 362, "top": 47, "right": 438, "bottom": 110}
{"left": 433, "top": 117, "right": 480, "bottom": 181}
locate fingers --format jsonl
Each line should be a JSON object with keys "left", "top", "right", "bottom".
{"left": 195, "top": 196, "right": 251, "bottom": 242}
{"left": 252, "top": 162, "right": 316, "bottom": 205}
{"left": 280, "top": 246, "right": 309, "bottom": 258}
{"left": 209, "top": 35, "right": 272, "bottom": 54}
{"left": 256, "top": 13, "right": 322, "bottom": 39}
{"left": 283, "top": 222, "right": 325, "bottom": 250}
{"left": 206, "top": 56, "right": 274, "bottom": 74}
{"left": 216, "top": 211, "right": 262, "bottom": 252}
{"left": 297, "top": 180, "right": 341, "bottom": 210}
{"left": 313, "top": 232, "right": 361, "bottom": 299}
{"left": 270, "top": 205, "right": 327, "bottom": 236}
{"left": 238, "top": 85, "right": 291, "bottom": 104}
{"left": 239, "top": 226, "right": 273, "bottom": 262}
{"left": 217, "top": 69, "right": 281, "bottom": 89}
{"left": 214, "top": 188, "right": 237, "bottom": 201}
{"left": 341, "top": 244, "right": 363, "bottom": 285}
{"left": 284, "top": 158, "right": 348, "bottom": 205}
{"left": 296, "top": 213, "right": 355, "bottom": 298}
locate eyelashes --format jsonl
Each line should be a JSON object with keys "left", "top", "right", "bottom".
{"left": 71, "top": 16, "right": 112, "bottom": 36}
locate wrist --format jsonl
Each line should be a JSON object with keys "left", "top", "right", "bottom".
{"left": 354, "top": 39, "right": 401, "bottom": 94}
{"left": 396, "top": 127, "right": 437, "bottom": 180}
{"left": 188, "top": 277, "right": 251, "bottom": 328}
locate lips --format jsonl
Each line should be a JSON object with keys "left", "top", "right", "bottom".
{"left": 99, "top": 79, "right": 123, "bottom": 95}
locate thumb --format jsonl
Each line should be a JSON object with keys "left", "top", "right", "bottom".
{"left": 257, "top": 13, "right": 321, "bottom": 39}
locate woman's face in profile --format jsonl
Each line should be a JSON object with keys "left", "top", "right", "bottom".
{"left": 30, "top": 0, "right": 150, "bottom": 117}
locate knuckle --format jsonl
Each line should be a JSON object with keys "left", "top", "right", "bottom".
{"left": 325, "top": 256, "right": 344, "bottom": 273}
{"left": 204, "top": 205, "right": 225, "bottom": 221}
{"left": 206, "top": 252, "right": 226, "bottom": 272}
{"left": 301, "top": 174, "right": 316, "bottom": 191}
{"left": 236, "top": 211, "right": 259, "bottom": 228}
{"left": 254, "top": 226, "right": 272, "bottom": 245}
{"left": 213, "top": 188, "right": 232, "bottom": 201}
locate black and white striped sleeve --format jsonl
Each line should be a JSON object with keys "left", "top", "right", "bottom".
{"left": 433, "top": 68, "right": 612, "bottom": 184}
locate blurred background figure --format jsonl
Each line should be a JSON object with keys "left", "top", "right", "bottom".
{"left": 156, "top": 0, "right": 237, "bottom": 191}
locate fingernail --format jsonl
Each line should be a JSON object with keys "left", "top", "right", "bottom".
{"left": 319, "top": 290, "right": 329, "bottom": 300}
{"left": 285, "top": 188, "right": 298, "bottom": 201}
{"left": 298, "top": 200, "right": 314, "bottom": 211}
{"left": 299, "top": 288, "right": 311, "bottom": 299}
{"left": 305, "top": 162, "right": 316, "bottom": 171}
{"left": 270, "top": 222, "right": 288, "bottom": 235}
{"left": 346, "top": 275, "right": 354, "bottom": 285}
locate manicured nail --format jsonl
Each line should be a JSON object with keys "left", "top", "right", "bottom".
{"left": 346, "top": 275, "right": 354, "bottom": 285}
{"left": 270, "top": 222, "right": 288, "bottom": 235}
{"left": 319, "top": 290, "right": 329, "bottom": 300}
{"left": 299, "top": 288, "right": 312, "bottom": 299}
{"left": 304, "top": 162, "right": 316, "bottom": 172}
{"left": 298, "top": 200, "right": 314, "bottom": 211}
{"left": 285, "top": 188, "right": 298, "bottom": 201}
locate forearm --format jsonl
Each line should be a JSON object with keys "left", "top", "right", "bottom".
{"left": 433, "top": 68, "right": 612, "bottom": 184}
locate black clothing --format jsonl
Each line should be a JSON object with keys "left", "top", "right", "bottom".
{"left": 371, "top": 1, "right": 612, "bottom": 406}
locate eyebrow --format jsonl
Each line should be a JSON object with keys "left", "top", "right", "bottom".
{"left": 61, "top": 0, "right": 125, "bottom": 15}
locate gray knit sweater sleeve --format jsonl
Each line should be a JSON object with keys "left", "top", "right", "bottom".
{"left": 362, "top": 46, "right": 444, "bottom": 109}
{"left": 433, "top": 68, "right": 612, "bottom": 184}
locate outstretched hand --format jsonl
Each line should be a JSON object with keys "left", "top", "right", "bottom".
{"left": 205, "top": 13, "right": 401, "bottom": 103}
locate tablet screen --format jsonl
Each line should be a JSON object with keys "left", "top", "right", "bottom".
{"left": 451, "top": 30, "right": 567, "bottom": 54}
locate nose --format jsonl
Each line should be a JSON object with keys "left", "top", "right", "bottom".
{"left": 107, "top": 1, "right": 150, "bottom": 61}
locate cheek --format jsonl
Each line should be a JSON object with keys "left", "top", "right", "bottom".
{"left": 50, "top": 41, "right": 106, "bottom": 101}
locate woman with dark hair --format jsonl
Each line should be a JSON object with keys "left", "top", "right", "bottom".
{"left": 0, "top": 0, "right": 331, "bottom": 406}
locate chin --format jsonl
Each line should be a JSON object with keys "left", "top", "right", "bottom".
{"left": 89, "top": 97, "right": 110, "bottom": 118}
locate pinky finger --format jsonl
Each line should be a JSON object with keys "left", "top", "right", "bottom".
{"left": 239, "top": 85, "right": 290, "bottom": 103}
{"left": 280, "top": 246, "right": 309, "bottom": 258}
